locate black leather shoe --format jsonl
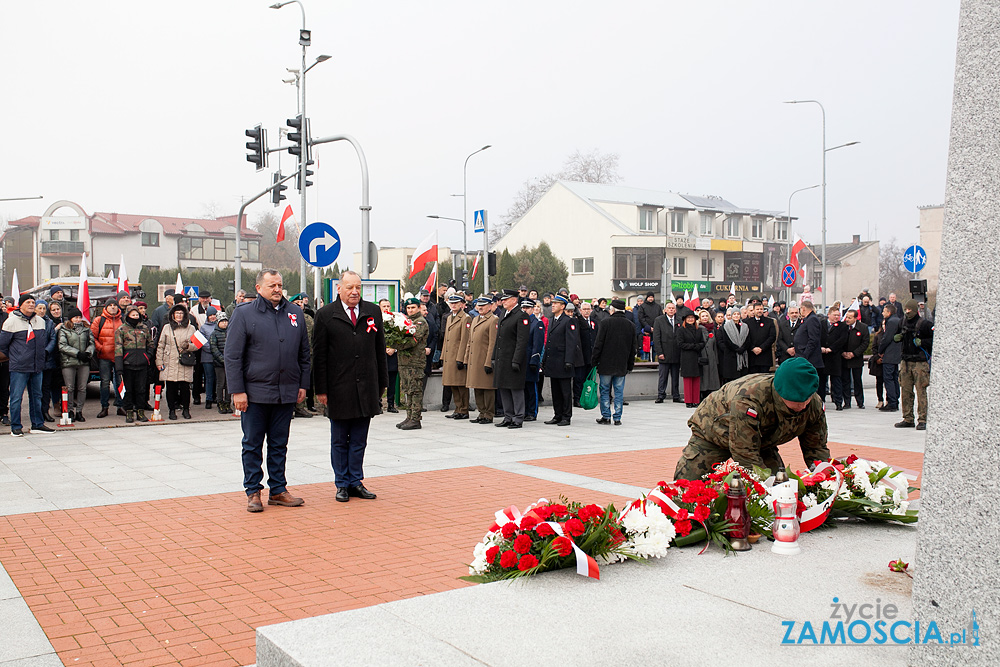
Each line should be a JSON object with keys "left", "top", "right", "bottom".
{"left": 507, "top": 423, "right": 522, "bottom": 429}
{"left": 348, "top": 484, "right": 377, "bottom": 500}
{"left": 524, "top": 415, "right": 536, "bottom": 422}
{"left": 193, "top": 398, "right": 201, "bottom": 405}
{"left": 439, "top": 406, "right": 450, "bottom": 412}
{"left": 495, "top": 420, "right": 512, "bottom": 428}
{"left": 654, "top": 398, "right": 664, "bottom": 404}
{"left": 842, "top": 404, "right": 851, "bottom": 409}
{"left": 895, "top": 420, "right": 915, "bottom": 428}
{"left": 556, "top": 420, "right": 571, "bottom": 426}
{"left": 857, "top": 405, "right": 865, "bottom": 409}
{"left": 0, "top": 415, "right": 9, "bottom": 426}
{"left": 543, "top": 418, "right": 560, "bottom": 425}
{"left": 386, "top": 406, "right": 398, "bottom": 413}
{"left": 168, "top": 409, "right": 177, "bottom": 420}
{"left": 117, "top": 407, "right": 127, "bottom": 416}
{"left": 614, "top": 420, "right": 622, "bottom": 426}
{"left": 596, "top": 418, "right": 611, "bottom": 425}
{"left": 42, "top": 412, "right": 54, "bottom": 423}
{"left": 916, "top": 422, "right": 926, "bottom": 431}
{"left": 336, "top": 487, "right": 349, "bottom": 502}
{"left": 97, "top": 407, "right": 109, "bottom": 418}
{"left": 182, "top": 408, "right": 192, "bottom": 419}
{"left": 879, "top": 405, "right": 898, "bottom": 412}
{"left": 835, "top": 405, "right": 843, "bottom": 411}
{"left": 400, "top": 420, "right": 421, "bottom": 430}
{"left": 453, "top": 413, "right": 469, "bottom": 420}
{"left": 445, "top": 413, "right": 457, "bottom": 419}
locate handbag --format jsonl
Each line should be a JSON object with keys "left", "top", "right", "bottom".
{"left": 579, "top": 367, "right": 599, "bottom": 411}
{"left": 174, "top": 331, "right": 197, "bottom": 367}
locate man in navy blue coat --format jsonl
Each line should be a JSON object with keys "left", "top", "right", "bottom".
{"left": 226, "top": 269, "right": 311, "bottom": 513}
{"left": 792, "top": 300, "right": 825, "bottom": 371}
{"left": 522, "top": 299, "right": 545, "bottom": 421}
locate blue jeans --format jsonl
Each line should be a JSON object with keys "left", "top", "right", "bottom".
{"left": 240, "top": 402, "right": 294, "bottom": 495}
{"left": 9, "top": 371, "right": 43, "bottom": 430}
{"left": 330, "top": 417, "right": 372, "bottom": 489}
{"left": 98, "top": 357, "right": 122, "bottom": 408}
{"left": 599, "top": 374, "right": 626, "bottom": 420}
{"left": 202, "top": 362, "right": 216, "bottom": 402}
{"left": 882, "top": 363, "right": 900, "bottom": 409}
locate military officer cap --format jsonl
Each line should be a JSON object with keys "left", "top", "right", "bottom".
{"left": 553, "top": 294, "right": 570, "bottom": 305}
{"left": 501, "top": 288, "right": 519, "bottom": 299}
{"left": 520, "top": 298, "right": 535, "bottom": 308}
{"left": 447, "top": 294, "right": 464, "bottom": 303}
{"left": 773, "top": 357, "right": 820, "bottom": 402}
{"left": 418, "top": 288, "right": 430, "bottom": 296}
{"left": 290, "top": 292, "right": 306, "bottom": 302}
{"left": 404, "top": 297, "right": 421, "bottom": 307}
{"left": 474, "top": 295, "right": 493, "bottom": 306}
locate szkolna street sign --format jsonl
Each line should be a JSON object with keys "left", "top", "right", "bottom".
{"left": 298, "top": 222, "right": 341, "bottom": 268}
{"left": 473, "top": 210, "right": 486, "bottom": 233}
{"left": 781, "top": 264, "right": 797, "bottom": 288}
{"left": 902, "top": 244, "right": 927, "bottom": 273}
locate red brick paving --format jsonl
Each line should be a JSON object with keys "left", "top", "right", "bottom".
{"left": 0, "top": 466, "right": 630, "bottom": 667}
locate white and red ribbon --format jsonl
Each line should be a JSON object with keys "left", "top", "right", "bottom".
{"left": 762, "top": 461, "right": 843, "bottom": 532}
{"left": 487, "top": 499, "right": 599, "bottom": 580}
{"left": 366, "top": 317, "right": 377, "bottom": 333}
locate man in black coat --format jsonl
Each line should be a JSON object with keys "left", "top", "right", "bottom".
{"left": 878, "top": 304, "right": 903, "bottom": 412}
{"left": 792, "top": 300, "right": 824, "bottom": 371}
{"left": 573, "top": 301, "right": 599, "bottom": 406}
{"left": 227, "top": 270, "right": 311, "bottom": 513}
{"left": 776, "top": 304, "right": 799, "bottom": 364}
{"left": 636, "top": 292, "right": 660, "bottom": 340}
{"left": 746, "top": 301, "right": 777, "bottom": 373}
{"left": 819, "top": 308, "right": 849, "bottom": 409}
{"left": 840, "top": 309, "right": 870, "bottom": 409}
{"left": 313, "top": 271, "right": 388, "bottom": 504}
{"left": 522, "top": 299, "right": 546, "bottom": 421}
{"left": 652, "top": 303, "right": 681, "bottom": 403}
{"left": 591, "top": 299, "right": 636, "bottom": 425}
{"left": 492, "top": 290, "right": 530, "bottom": 428}
{"left": 542, "top": 295, "right": 582, "bottom": 426}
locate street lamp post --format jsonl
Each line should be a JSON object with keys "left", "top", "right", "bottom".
{"left": 426, "top": 215, "right": 464, "bottom": 281}
{"left": 785, "top": 184, "right": 821, "bottom": 304}
{"left": 461, "top": 145, "right": 491, "bottom": 288}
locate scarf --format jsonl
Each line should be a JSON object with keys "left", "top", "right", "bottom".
{"left": 723, "top": 318, "right": 749, "bottom": 371}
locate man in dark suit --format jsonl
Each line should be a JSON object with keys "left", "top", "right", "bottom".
{"left": 819, "top": 307, "right": 849, "bottom": 409}
{"left": 747, "top": 300, "right": 777, "bottom": 373}
{"left": 522, "top": 299, "right": 545, "bottom": 421}
{"left": 652, "top": 303, "right": 681, "bottom": 403}
{"left": 792, "top": 300, "right": 824, "bottom": 371}
{"left": 492, "top": 289, "right": 530, "bottom": 428}
{"left": 878, "top": 304, "right": 903, "bottom": 412}
{"left": 840, "top": 309, "right": 870, "bottom": 409}
{"left": 312, "top": 270, "right": 388, "bottom": 503}
{"left": 542, "top": 294, "right": 582, "bottom": 426}
{"left": 776, "top": 304, "right": 799, "bottom": 364}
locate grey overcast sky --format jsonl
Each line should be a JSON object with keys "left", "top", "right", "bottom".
{"left": 1, "top": 1, "right": 959, "bottom": 271}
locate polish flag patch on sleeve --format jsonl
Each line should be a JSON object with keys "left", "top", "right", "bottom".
{"left": 746, "top": 407, "right": 758, "bottom": 419}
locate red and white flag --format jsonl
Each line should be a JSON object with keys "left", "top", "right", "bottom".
{"left": 686, "top": 285, "right": 700, "bottom": 310}
{"left": 409, "top": 231, "right": 438, "bottom": 278}
{"left": 278, "top": 205, "right": 294, "bottom": 243}
{"left": 191, "top": 330, "right": 208, "bottom": 350}
{"left": 117, "top": 377, "right": 125, "bottom": 400}
{"left": 26, "top": 326, "right": 34, "bottom": 342}
{"left": 729, "top": 282, "right": 736, "bottom": 296}
{"left": 116, "top": 255, "right": 129, "bottom": 294}
{"left": 470, "top": 252, "right": 482, "bottom": 280}
{"left": 175, "top": 273, "right": 184, "bottom": 296}
{"left": 421, "top": 262, "right": 438, "bottom": 294}
{"left": 77, "top": 253, "right": 90, "bottom": 321}
{"left": 789, "top": 234, "right": 808, "bottom": 280}
{"left": 10, "top": 269, "right": 19, "bottom": 308}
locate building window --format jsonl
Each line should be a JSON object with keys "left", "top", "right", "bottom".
{"left": 141, "top": 232, "right": 160, "bottom": 247}
{"left": 751, "top": 218, "right": 765, "bottom": 240}
{"left": 178, "top": 236, "right": 260, "bottom": 262}
{"left": 669, "top": 210, "right": 685, "bottom": 235}
{"left": 638, "top": 208, "right": 656, "bottom": 233}
{"left": 614, "top": 247, "right": 664, "bottom": 280}
{"left": 104, "top": 264, "right": 117, "bottom": 276}
{"left": 701, "top": 258, "right": 713, "bottom": 278}
{"left": 776, "top": 220, "right": 789, "bottom": 241}
{"left": 725, "top": 216, "right": 741, "bottom": 238}
{"left": 50, "top": 265, "right": 61, "bottom": 279}
{"left": 49, "top": 230, "right": 60, "bottom": 241}
{"left": 70, "top": 229, "right": 80, "bottom": 241}
{"left": 673, "top": 257, "right": 686, "bottom": 276}
{"left": 572, "top": 257, "right": 594, "bottom": 274}
{"left": 700, "top": 213, "right": 714, "bottom": 236}
{"left": 141, "top": 265, "right": 160, "bottom": 274}
{"left": 69, "top": 264, "right": 79, "bottom": 276}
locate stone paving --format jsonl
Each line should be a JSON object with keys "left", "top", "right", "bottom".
{"left": 0, "top": 392, "right": 925, "bottom": 666}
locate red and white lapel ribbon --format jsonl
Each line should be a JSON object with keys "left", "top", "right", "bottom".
{"left": 366, "top": 317, "right": 377, "bottom": 333}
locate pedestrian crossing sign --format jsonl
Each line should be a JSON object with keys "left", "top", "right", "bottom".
{"left": 474, "top": 210, "right": 486, "bottom": 233}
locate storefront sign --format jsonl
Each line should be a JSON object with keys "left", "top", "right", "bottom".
{"left": 670, "top": 280, "right": 710, "bottom": 293}
{"left": 664, "top": 236, "right": 696, "bottom": 249}
{"left": 724, "top": 252, "right": 762, "bottom": 282}
{"left": 711, "top": 281, "right": 761, "bottom": 293}
{"left": 613, "top": 279, "right": 662, "bottom": 291}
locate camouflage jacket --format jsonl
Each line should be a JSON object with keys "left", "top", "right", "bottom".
{"left": 687, "top": 373, "right": 829, "bottom": 470}
{"left": 396, "top": 315, "right": 429, "bottom": 369}
{"left": 114, "top": 320, "right": 154, "bottom": 371}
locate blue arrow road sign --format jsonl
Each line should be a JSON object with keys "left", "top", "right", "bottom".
{"left": 902, "top": 244, "right": 927, "bottom": 273}
{"left": 473, "top": 209, "right": 486, "bottom": 233}
{"left": 781, "top": 264, "right": 797, "bottom": 287}
{"left": 298, "top": 222, "right": 341, "bottom": 268}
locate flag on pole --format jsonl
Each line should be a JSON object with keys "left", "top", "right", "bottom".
{"left": 77, "top": 254, "right": 90, "bottom": 321}
{"left": 421, "top": 262, "right": 438, "bottom": 294}
{"left": 26, "top": 326, "right": 34, "bottom": 342}
{"left": 175, "top": 273, "right": 184, "bottom": 296}
{"left": 768, "top": 295, "right": 775, "bottom": 309}
{"left": 843, "top": 297, "right": 860, "bottom": 314}
{"left": 107, "top": 269, "right": 115, "bottom": 281}
{"left": 470, "top": 252, "right": 482, "bottom": 280}
{"left": 729, "top": 282, "right": 736, "bottom": 296}
{"left": 409, "top": 231, "right": 438, "bottom": 278}
{"left": 278, "top": 205, "right": 294, "bottom": 243}
{"left": 682, "top": 289, "right": 690, "bottom": 307}
{"left": 117, "top": 377, "right": 125, "bottom": 400}
{"left": 191, "top": 330, "right": 209, "bottom": 350}
{"left": 10, "top": 269, "right": 19, "bottom": 307}
{"left": 117, "top": 255, "right": 129, "bottom": 294}
{"left": 789, "top": 234, "right": 809, "bottom": 279}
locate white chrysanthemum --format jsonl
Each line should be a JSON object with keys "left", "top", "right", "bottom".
{"left": 820, "top": 480, "right": 839, "bottom": 494}
{"left": 898, "top": 500, "right": 910, "bottom": 513}
{"left": 802, "top": 494, "right": 818, "bottom": 509}
{"left": 621, "top": 507, "right": 651, "bottom": 535}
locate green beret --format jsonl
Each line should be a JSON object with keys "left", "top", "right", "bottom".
{"left": 773, "top": 357, "right": 819, "bottom": 402}
{"left": 404, "top": 297, "right": 421, "bottom": 307}
{"left": 290, "top": 292, "right": 306, "bottom": 302}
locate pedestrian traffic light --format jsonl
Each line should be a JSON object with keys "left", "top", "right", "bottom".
{"left": 227, "top": 279, "right": 235, "bottom": 294}
{"left": 487, "top": 252, "right": 497, "bottom": 277}
{"left": 245, "top": 125, "right": 267, "bottom": 171}
{"left": 286, "top": 116, "right": 304, "bottom": 158}
{"left": 271, "top": 171, "right": 287, "bottom": 207}
{"left": 296, "top": 159, "right": 315, "bottom": 190}
{"left": 458, "top": 269, "right": 468, "bottom": 291}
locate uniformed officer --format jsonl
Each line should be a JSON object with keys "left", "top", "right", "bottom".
{"left": 440, "top": 294, "right": 472, "bottom": 419}
{"left": 395, "top": 297, "right": 429, "bottom": 430}
{"left": 673, "top": 357, "right": 830, "bottom": 480}
{"left": 464, "top": 296, "right": 499, "bottom": 423}
{"left": 522, "top": 298, "right": 545, "bottom": 421}
{"left": 543, "top": 294, "right": 583, "bottom": 426}
{"left": 492, "top": 289, "right": 530, "bottom": 428}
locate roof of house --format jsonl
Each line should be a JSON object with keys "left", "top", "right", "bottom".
{"left": 806, "top": 240, "right": 879, "bottom": 264}
{"left": 8, "top": 211, "right": 258, "bottom": 238}
{"left": 557, "top": 181, "right": 783, "bottom": 219}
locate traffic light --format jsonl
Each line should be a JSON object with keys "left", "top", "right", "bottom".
{"left": 487, "top": 252, "right": 497, "bottom": 277}
{"left": 296, "top": 159, "right": 315, "bottom": 190}
{"left": 227, "top": 279, "right": 235, "bottom": 294}
{"left": 458, "top": 269, "right": 468, "bottom": 291}
{"left": 245, "top": 125, "right": 267, "bottom": 171}
{"left": 271, "top": 171, "right": 287, "bottom": 207}
{"left": 286, "top": 116, "right": 304, "bottom": 158}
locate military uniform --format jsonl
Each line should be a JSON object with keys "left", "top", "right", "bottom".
{"left": 440, "top": 309, "right": 472, "bottom": 416}
{"left": 897, "top": 309, "right": 933, "bottom": 426}
{"left": 674, "top": 373, "right": 830, "bottom": 480}
{"left": 464, "top": 311, "right": 498, "bottom": 421}
{"left": 396, "top": 314, "right": 429, "bottom": 423}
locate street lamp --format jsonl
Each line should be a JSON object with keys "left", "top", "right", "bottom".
{"left": 461, "top": 145, "right": 491, "bottom": 290}
{"left": 427, "top": 215, "right": 465, "bottom": 281}
{"left": 785, "top": 184, "right": 821, "bottom": 304}
{"left": 784, "top": 100, "right": 860, "bottom": 309}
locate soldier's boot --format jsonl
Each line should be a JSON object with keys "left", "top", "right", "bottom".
{"left": 400, "top": 419, "right": 422, "bottom": 430}
{"left": 396, "top": 418, "right": 412, "bottom": 429}
{"left": 125, "top": 410, "right": 135, "bottom": 424}
{"left": 136, "top": 410, "right": 149, "bottom": 423}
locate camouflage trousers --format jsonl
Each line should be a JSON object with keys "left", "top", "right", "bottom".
{"left": 400, "top": 366, "right": 424, "bottom": 422}
{"left": 899, "top": 360, "right": 930, "bottom": 424}
{"left": 673, "top": 436, "right": 784, "bottom": 481}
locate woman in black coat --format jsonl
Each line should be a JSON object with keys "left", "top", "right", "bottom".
{"left": 676, "top": 311, "right": 706, "bottom": 407}
{"left": 717, "top": 308, "right": 750, "bottom": 384}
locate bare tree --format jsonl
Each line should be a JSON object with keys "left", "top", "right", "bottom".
{"left": 879, "top": 237, "right": 911, "bottom": 299}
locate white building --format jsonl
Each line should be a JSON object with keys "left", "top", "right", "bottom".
{"left": 351, "top": 245, "right": 456, "bottom": 283}
{"left": 2, "top": 200, "right": 262, "bottom": 289}
{"left": 918, "top": 204, "right": 943, "bottom": 297}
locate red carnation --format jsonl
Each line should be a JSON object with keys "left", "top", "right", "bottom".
{"left": 535, "top": 522, "right": 556, "bottom": 538}
{"left": 534, "top": 506, "right": 553, "bottom": 520}
{"left": 693, "top": 505, "right": 711, "bottom": 523}
{"left": 608, "top": 526, "right": 626, "bottom": 546}
{"left": 486, "top": 546, "right": 500, "bottom": 563}
{"left": 582, "top": 504, "right": 605, "bottom": 521}
{"left": 674, "top": 519, "right": 693, "bottom": 537}
{"left": 552, "top": 536, "right": 573, "bottom": 557}
{"left": 513, "top": 534, "right": 533, "bottom": 554}
{"left": 518, "top": 554, "right": 539, "bottom": 571}
{"left": 548, "top": 504, "right": 569, "bottom": 517}
{"left": 519, "top": 515, "right": 539, "bottom": 530}
{"left": 675, "top": 508, "right": 689, "bottom": 521}
{"left": 501, "top": 523, "right": 517, "bottom": 540}
{"left": 564, "top": 518, "right": 586, "bottom": 537}
{"left": 657, "top": 480, "right": 668, "bottom": 488}
{"left": 499, "top": 550, "right": 517, "bottom": 568}
{"left": 663, "top": 486, "right": 679, "bottom": 498}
